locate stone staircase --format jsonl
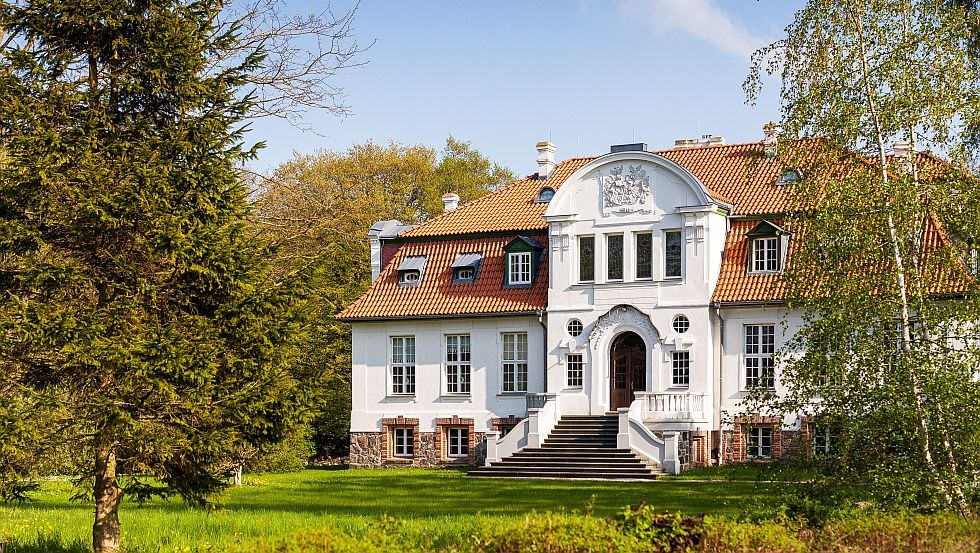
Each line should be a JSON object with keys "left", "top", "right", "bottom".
{"left": 469, "top": 415, "right": 665, "bottom": 480}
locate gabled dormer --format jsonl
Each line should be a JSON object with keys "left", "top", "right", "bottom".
{"left": 503, "top": 236, "right": 544, "bottom": 287}
{"left": 450, "top": 252, "right": 483, "bottom": 284}
{"left": 746, "top": 221, "right": 790, "bottom": 274}
{"left": 396, "top": 255, "right": 428, "bottom": 286}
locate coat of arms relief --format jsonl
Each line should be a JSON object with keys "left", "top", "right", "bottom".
{"left": 602, "top": 164, "right": 651, "bottom": 212}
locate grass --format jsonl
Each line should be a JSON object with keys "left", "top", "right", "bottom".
{"left": 1, "top": 466, "right": 787, "bottom": 552}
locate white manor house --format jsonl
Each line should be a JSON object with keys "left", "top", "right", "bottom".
{"left": 337, "top": 129, "right": 953, "bottom": 477}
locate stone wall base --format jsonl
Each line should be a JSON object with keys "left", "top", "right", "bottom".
{"left": 348, "top": 431, "right": 486, "bottom": 467}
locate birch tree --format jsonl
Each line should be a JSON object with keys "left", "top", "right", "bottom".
{"left": 745, "top": 0, "right": 980, "bottom": 515}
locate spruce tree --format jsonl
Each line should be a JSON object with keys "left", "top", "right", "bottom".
{"left": 0, "top": 1, "right": 309, "bottom": 550}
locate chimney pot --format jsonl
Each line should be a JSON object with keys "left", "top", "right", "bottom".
{"left": 891, "top": 140, "right": 912, "bottom": 158}
{"left": 536, "top": 141, "right": 557, "bottom": 180}
{"left": 763, "top": 122, "right": 782, "bottom": 158}
{"left": 441, "top": 193, "right": 460, "bottom": 212}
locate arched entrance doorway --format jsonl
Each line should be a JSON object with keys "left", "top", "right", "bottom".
{"left": 610, "top": 332, "right": 646, "bottom": 410}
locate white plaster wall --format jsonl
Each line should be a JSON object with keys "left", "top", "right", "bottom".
{"left": 350, "top": 316, "right": 545, "bottom": 432}
{"left": 540, "top": 152, "right": 728, "bottom": 427}
{"left": 717, "top": 306, "right": 806, "bottom": 428}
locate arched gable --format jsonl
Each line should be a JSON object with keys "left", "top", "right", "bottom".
{"left": 544, "top": 151, "right": 726, "bottom": 220}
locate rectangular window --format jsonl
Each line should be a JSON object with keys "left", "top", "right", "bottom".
{"left": 502, "top": 332, "right": 528, "bottom": 392}
{"left": 607, "top": 234, "right": 624, "bottom": 280}
{"left": 447, "top": 428, "right": 469, "bottom": 457}
{"left": 752, "top": 237, "right": 780, "bottom": 272}
{"left": 579, "top": 236, "right": 595, "bottom": 282}
{"left": 813, "top": 425, "right": 835, "bottom": 456}
{"left": 664, "top": 230, "right": 682, "bottom": 279}
{"left": 391, "top": 336, "right": 416, "bottom": 395}
{"left": 671, "top": 351, "right": 690, "bottom": 387}
{"left": 746, "top": 427, "right": 773, "bottom": 459}
{"left": 635, "top": 232, "right": 652, "bottom": 279}
{"left": 445, "top": 334, "right": 471, "bottom": 394}
{"left": 566, "top": 353, "right": 584, "bottom": 388}
{"left": 744, "top": 325, "right": 775, "bottom": 389}
{"left": 508, "top": 252, "right": 532, "bottom": 285}
{"left": 393, "top": 427, "right": 414, "bottom": 457}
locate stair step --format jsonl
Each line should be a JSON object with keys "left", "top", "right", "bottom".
{"left": 470, "top": 469, "right": 659, "bottom": 480}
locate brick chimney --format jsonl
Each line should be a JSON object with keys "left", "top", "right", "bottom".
{"left": 536, "top": 141, "right": 557, "bottom": 180}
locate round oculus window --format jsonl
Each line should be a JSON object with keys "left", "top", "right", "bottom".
{"left": 567, "top": 319, "right": 584, "bottom": 337}
{"left": 672, "top": 315, "right": 690, "bottom": 334}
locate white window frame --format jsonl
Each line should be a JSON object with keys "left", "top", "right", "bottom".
{"left": 447, "top": 427, "right": 469, "bottom": 457}
{"left": 501, "top": 332, "right": 528, "bottom": 393}
{"left": 813, "top": 425, "right": 835, "bottom": 456}
{"left": 670, "top": 350, "right": 690, "bottom": 387}
{"left": 454, "top": 267, "right": 475, "bottom": 281}
{"left": 398, "top": 270, "right": 420, "bottom": 284}
{"left": 508, "top": 252, "right": 532, "bottom": 285}
{"left": 444, "top": 334, "right": 471, "bottom": 395}
{"left": 746, "top": 426, "right": 773, "bottom": 459}
{"left": 393, "top": 427, "right": 414, "bottom": 457}
{"left": 751, "top": 236, "right": 781, "bottom": 273}
{"left": 390, "top": 336, "right": 416, "bottom": 396}
{"left": 744, "top": 324, "right": 775, "bottom": 389}
{"left": 566, "top": 353, "right": 584, "bottom": 388}
{"left": 663, "top": 229, "right": 683, "bottom": 280}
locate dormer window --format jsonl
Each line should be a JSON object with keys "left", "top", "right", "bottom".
{"left": 746, "top": 221, "right": 790, "bottom": 274}
{"left": 508, "top": 252, "right": 532, "bottom": 284}
{"left": 396, "top": 255, "right": 427, "bottom": 286}
{"left": 776, "top": 168, "right": 802, "bottom": 185}
{"left": 503, "top": 236, "right": 544, "bottom": 287}
{"left": 535, "top": 186, "right": 556, "bottom": 203}
{"left": 752, "top": 237, "right": 780, "bottom": 272}
{"left": 451, "top": 252, "right": 483, "bottom": 284}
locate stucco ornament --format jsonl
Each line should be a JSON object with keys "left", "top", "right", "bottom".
{"left": 589, "top": 304, "right": 662, "bottom": 350}
{"left": 603, "top": 164, "right": 651, "bottom": 208}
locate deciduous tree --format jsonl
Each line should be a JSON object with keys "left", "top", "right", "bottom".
{"left": 254, "top": 138, "right": 513, "bottom": 456}
{"left": 745, "top": 0, "right": 980, "bottom": 515}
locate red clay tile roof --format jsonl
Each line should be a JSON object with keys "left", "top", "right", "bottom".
{"left": 401, "top": 139, "right": 837, "bottom": 241}
{"left": 400, "top": 159, "right": 592, "bottom": 238}
{"left": 711, "top": 215, "right": 970, "bottom": 304}
{"left": 657, "top": 139, "right": 828, "bottom": 216}
{"left": 711, "top": 220, "right": 787, "bottom": 304}
{"left": 337, "top": 235, "right": 548, "bottom": 320}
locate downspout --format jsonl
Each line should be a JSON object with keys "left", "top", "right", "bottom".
{"left": 536, "top": 310, "right": 548, "bottom": 393}
{"left": 711, "top": 301, "right": 725, "bottom": 465}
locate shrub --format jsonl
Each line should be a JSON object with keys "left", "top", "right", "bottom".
{"left": 617, "top": 505, "right": 707, "bottom": 552}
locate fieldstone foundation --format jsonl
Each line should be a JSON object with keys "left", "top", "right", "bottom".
{"left": 349, "top": 418, "right": 488, "bottom": 468}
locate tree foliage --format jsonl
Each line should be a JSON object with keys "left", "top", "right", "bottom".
{"left": 253, "top": 138, "right": 513, "bottom": 457}
{"left": 745, "top": 0, "right": 980, "bottom": 515}
{"left": 0, "top": 0, "right": 343, "bottom": 551}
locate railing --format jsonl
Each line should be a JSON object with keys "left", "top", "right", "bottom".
{"left": 617, "top": 401, "right": 678, "bottom": 474}
{"left": 634, "top": 392, "right": 708, "bottom": 423}
{"left": 486, "top": 393, "right": 561, "bottom": 466}
{"left": 526, "top": 393, "right": 548, "bottom": 410}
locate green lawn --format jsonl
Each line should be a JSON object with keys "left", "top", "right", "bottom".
{"left": 1, "top": 466, "right": 786, "bottom": 552}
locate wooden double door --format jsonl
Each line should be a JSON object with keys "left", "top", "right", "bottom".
{"left": 610, "top": 332, "right": 647, "bottom": 410}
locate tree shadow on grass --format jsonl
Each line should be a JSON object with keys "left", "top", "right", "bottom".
{"left": 6, "top": 535, "right": 88, "bottom": 553}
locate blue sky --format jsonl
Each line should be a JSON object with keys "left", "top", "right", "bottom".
{"left": 248, "top": 0, "right": 803, "bottom": 176}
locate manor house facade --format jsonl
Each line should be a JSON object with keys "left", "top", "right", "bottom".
{"left": 336, "top": 129, "right": 949, "bottom": 475}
